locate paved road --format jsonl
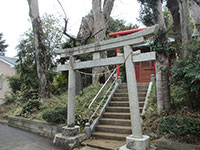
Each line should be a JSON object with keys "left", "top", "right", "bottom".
{"left": 0, "top": 124, "right": 63, "bottom": 150}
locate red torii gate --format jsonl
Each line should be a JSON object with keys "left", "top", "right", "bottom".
{"left": 109, "top": 28, "right": 147, "bottom": 79}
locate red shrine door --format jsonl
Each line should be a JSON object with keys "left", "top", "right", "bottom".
{"left": 135, "top": 60, "right": 155, "bottom": 83}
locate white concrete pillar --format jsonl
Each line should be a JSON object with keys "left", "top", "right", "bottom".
{"left": 92, "top": 52, "right": 101, "bottom": 84}
{"left": 121, "top": 46, "right": 150, "bottom": 150}
{"left": 67, "top": 57, "right": 76, "bottom": 127}
{"left": 124, "top": 45, "right": 143, "bottom": 138}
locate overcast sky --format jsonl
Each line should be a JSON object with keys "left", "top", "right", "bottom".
{"left": 0, "top": 0, "right": 141, "bottom": 57}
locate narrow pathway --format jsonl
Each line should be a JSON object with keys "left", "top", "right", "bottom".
{"left": 0, "top": 124, "right": 62, "bottom": 150}
{"left": 0, "top": 124, "right": 103, "bottom": 150}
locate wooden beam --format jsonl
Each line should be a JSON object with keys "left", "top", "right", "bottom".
{"left": 55, "top": 25, "right": 159, "bottom": 57}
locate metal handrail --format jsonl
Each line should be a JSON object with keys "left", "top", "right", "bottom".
{"left": 89, "top": 78, "right": 117, "bottom": 122}
{"left": 141, "top": 74, "right": 155, "bottom": 115}
{"left": 88, "top": 69, "right": 117, "bottom": 122}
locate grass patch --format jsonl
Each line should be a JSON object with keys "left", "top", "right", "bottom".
{"left": 0, "top": 83, "right": 104, "bottom": 129}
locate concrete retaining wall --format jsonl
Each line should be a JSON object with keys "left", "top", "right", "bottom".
{"left": 8, "top": 116, "right": 63, "bottom": 139}
{"left": 157, "top": 138, "right": 200, "bottom": 150}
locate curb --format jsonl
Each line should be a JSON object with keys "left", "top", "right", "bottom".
{"left": 8, "top": 116, "right": 63, "bottom": 139}
{"left": 157, "top": 138, "right": 200, "bottom": 150}
{"left": 0, "top": 119, "right": 8, "bottom": 125}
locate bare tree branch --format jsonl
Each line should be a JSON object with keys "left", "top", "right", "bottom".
{"left": 80, "top": 28, "right": 104, "bottom": 45}
{"left": 192, "top": 0, "right": 200, "bottom": 7}
{"left": 63, "top": 18, "right": 77, "bottom": 46}
{"left": 103, "top": 0, "right": 115, "bottom": 21}
{"left": 56, "top": 0, "right": 77, "bottom": 46}
{"left": 56, "top": 0, "right": 67, "bottom": 19}
{"left": 56, "top": 0, "right": 110, "bottom": 46}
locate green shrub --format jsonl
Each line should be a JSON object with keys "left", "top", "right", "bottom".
{"left": 20, "top": 100, "right": 41, "bottom": 117}
{"left": 3, "top": 82, "right": 107, "bottom": 129}
{"left": 159, "top": 116, "right": 200, "bottom": 136}
{"left": 4, "top": 86, "right": 38, "bottom": 104}
{"left": 42, "top": 83, "right": 104, "bottom": 126}
{"left": 170, "top": 39, "right": 200, "bottom": 109}
{"left": 5, "top": 75, "right": 38, "bottom": 103}
{"left": 42, "top": 106, "right": 67, "bottom": 124}
{"left": 75, "top": 83, "right": 104, "bottom": 127}
{"left": 51, "top": 72, "right": 68, "bottom": 95}
{"left": 4, "top": 93, "right": 17, "bottom": 104}
{"left": 7, "top": 76, "right": 22, "bottom": 93}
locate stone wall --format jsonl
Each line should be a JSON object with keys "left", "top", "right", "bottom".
{"left": 8, "top": 116, "right": 63, "bottom": 139}
{"left": 157, "top": 138, "right": 200, "bottom": 150}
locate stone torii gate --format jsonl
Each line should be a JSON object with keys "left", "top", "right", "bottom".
{"left": 53, "top": 25, "right": 159, "bottom": 150}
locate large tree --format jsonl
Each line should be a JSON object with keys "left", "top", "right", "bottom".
{"left": 0, "top": 33, "right": 8, "bottom": 56}
{"left": 92, "top": 0, "right": 115, "bottom": 84}
{"left": 156, "top": 0, "right": 171, "bottom": 114}
{"left": 27, "top": 0, "right": 48, "bottom": 100}
{"left": 77, "top": 14, "right": 138, "bottom": 45}
{"left": 190, "top": 0, "right": 200, "bottom": 39}
{"left": 193, "top": 0, "right": 200, "bottom": 7}
{"left": 167, "top": 0, "right": 181, "bottom": 43}
{"left": 154, "top": 0, "right": 171, "bottom": 115}
{"left": 167, "top": 0, "right": 199, "bottom": 56}
{"left": 138, "top": 0, "right": 171, "bottom": 115}
{"left": 16, "top": 14, "right": 63, "bottom": 96}
{"left": 178, "top": 0, "right": 192, "bottom": 53}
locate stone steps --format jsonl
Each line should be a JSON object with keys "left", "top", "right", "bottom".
{"left": 109, "top": 101, "right": 144, "bottom": 107}
{"left": 92, "top": 132, "right": 128, "bottom": 141}
{"left": 118, "top": 84, "right": 148, "bottom": 89}
{"left": 106, "top": 107, "right": 130, "bottom": 113}
{"left": 91, "top": 83, "right": 148, "bottom": 141}
{"left": 116, "top": 89, "right": 147, "bottom": 93}
{"left": 109, "top": 101, "right": 129, "bottom": 107}
{"left": 82, "top": 139, "right": 125, "bottom": 150}
{"left": 103, "top": 112, "right": 131, "bottom": 119}
{"left": 106, "top": 106, "right": 143, "bottom": 113}
{"left": 114, "top": 92, "right": 146, "bottom": 97}
{"left": 95, "top": 125, "right": 132, "bottom": 134}
{"left": 111, "top": 97, "right": 145, "bottom": 102}
{"left": 99, "top": 118, "right": 131, "bottom": 126}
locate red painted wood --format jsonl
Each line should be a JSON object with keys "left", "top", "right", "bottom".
{"left": 135, "top": 61, "right": 155, "bottom": 83}
{"left": 116, "top": 35, "right": 120, "bottom": 79}
{"left": 109, "top": 28, "right": 147, "bottom": 37}
{"left": 108, "top": 28, "right": 158, "bottom": 83}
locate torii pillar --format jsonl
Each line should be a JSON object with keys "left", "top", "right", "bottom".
{"left": 120, "top": 46, "right": 149, "bottom": 150}
{"left": 53, "top": 56, "right": 83, "bottom": 150}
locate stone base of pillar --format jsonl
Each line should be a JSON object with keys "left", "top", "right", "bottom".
{"left": 62, "top": 126, "right": 80, "bottom": 136}
{"left": 53, "top": 126, "right": 87, "bottom": 150}
{"left": 119, "top": 135, "right": 150, "bottom": 150}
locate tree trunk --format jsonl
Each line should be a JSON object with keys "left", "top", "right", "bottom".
{"left": 154, "top": 0, "right": 166, "bottom": 30}
{"left": 27, "top": 0, "right": 48, "bottom": 100}
{"left": 190, "top": 0, "right": 200, "bottom": 40}
{"left": 178, "top": 0, "right": 192, "bottom": 56}
{"left": 92, "top": 0, "right": 114, "bottom": 84}
{"left": 192, "top": 0, "right": 200, "bottom": 7}
{"left": 167, "top": 0, "right": 182, "bottom": 43}
{"left": 156, "top": 53, "right": 171, "bottom": 115}
{"left": 154, "top": 0, "right": 171, "bottom": 115}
